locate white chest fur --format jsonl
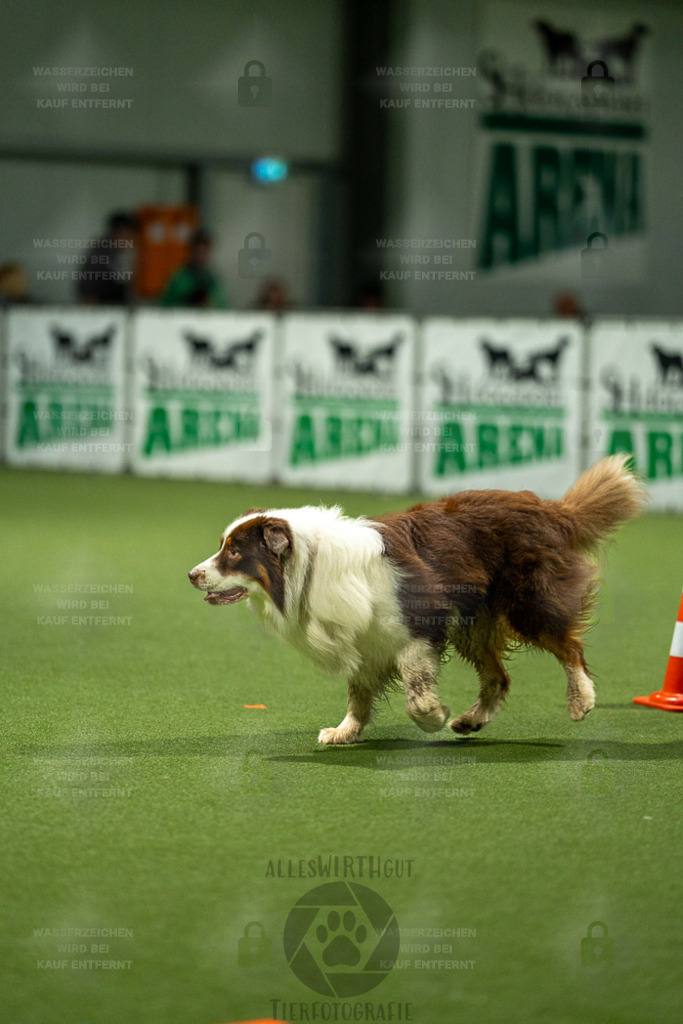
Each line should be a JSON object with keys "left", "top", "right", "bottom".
{"left": 246, "top": 507, "right": 409, "bottom": 678}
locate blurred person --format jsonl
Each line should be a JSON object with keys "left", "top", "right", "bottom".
{"left": 0, "top": 262, "right": 30, "bottom": 305}
{"left": 357, "top": 281, "right": 385, "bottom": 311}
{"left": 160, "top": 228, "right": 229, "bottom": 309}
{"left": 77, "top": 211, "right": 137, "bottom": 305}
{"left": 553, "top": 291, "right": 589, "bottom": 325}
{"left": 254, "top": 276, "right": 292, "bottom": 311}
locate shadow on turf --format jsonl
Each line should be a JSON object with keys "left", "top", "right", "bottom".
{"left": 16, "top": 735, "right": 682, "bottom": 766}
{"left": 269, "top": 736, "right": 683, "bottom": 769}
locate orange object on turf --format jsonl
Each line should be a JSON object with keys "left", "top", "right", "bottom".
{"left": 243, "top": 704, "right": 268, "bottom": 709}
{"left": 634, "top": 589, "right": 683, "bottom": 711}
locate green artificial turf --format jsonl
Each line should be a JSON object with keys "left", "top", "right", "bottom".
{"left": 1, "top": 467, "right": 681, "bottom": 1024}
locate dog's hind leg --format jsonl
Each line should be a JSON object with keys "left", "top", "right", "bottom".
{"left": 398, "top": 640, "right": 451, "bottom": 733}
{"left": 318, "top": 679, "right": 375, "bottom": 745}
{"left": 540, "top": 632, "right": 595, "bottom": 721}
{"left": 449, "top": 649, "right": 510, "bottom": 735}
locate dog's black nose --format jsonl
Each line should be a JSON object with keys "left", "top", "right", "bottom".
{"left": 188, "top": 569, "right": 200, "bottom": 582}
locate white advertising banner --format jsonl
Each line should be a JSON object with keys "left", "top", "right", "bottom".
{"left": 418, "top": 319, "right": 583, "bottom": 497}
{"left": 4, "top": 307, "right": 128, "bottom": 472}
{"left": 587, "top": 321, "right": 683, "bottom": 511}
{"left": 474, "top": 3, "right": 651, "bottom": 284}
{"left": 130, "top": 310, "right": 275, "bottom": 481}
{"left": 276, "top": 313, "right": 415, "bottom": 492}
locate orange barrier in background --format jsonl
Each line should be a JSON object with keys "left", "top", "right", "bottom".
{"left": 136, "top": 203, "right": 198, "bottom": 298}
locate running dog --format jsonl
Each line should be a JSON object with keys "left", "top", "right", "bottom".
{"left": 188, "top": 456, "right": 646, "bottom": 743}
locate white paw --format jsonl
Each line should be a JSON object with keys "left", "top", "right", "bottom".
{"left": 566, "top": 671, "right": 595, "bottom": 722}
{"left": 317, "top": 727, "right": 361, "bottom": 745}
{"left": 408, "top": 705, "right": 450, "bottom": 733}
{"left": 568, "top": 696, "right": 594, "bottom": 722}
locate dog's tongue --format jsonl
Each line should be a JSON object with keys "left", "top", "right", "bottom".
{"left": 205, "top": 587, "right": 247, "bottom": 605}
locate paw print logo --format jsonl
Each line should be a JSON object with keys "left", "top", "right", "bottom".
{"left": 283, "top": 881, "right": 399, "bottom": 997}
{"left": 317, "top": 910, "right": 368, "bottom": 967}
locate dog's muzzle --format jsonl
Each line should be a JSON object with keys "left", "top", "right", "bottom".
{"left": 188, "top": 568, "right": 248, "bottom": 606}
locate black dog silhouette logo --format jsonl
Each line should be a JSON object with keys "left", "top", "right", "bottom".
{"left": 479, "top": 336, "right": 570, "bottom": 384}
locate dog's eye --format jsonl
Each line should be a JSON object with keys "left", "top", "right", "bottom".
{"left": 227, "top": 547, "right": 238, "bottom": 558}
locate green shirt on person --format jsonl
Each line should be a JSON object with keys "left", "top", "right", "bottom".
{"left": 160, "top": 265, "right": 229, "bottom": 309}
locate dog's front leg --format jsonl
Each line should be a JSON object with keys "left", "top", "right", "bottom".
{"left": 318, "top": 680, "right": 374, "bottom": 745}
{"left": 398, "top": 640, "right": 450, "bottom": 733}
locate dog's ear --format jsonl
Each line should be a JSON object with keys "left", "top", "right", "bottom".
{"left": 242, "top": 507, "right": 265, "bottom": 517}
{"left": 263, "top": 522, "right": 290, "bottom": 557}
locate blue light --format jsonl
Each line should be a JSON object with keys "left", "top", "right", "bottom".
{"left": 251, "top": 157, "right": 289, "bottom": 184}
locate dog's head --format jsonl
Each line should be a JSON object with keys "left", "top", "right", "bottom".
{"left": 188, "top": 509, "right": 293, "bottom": 615}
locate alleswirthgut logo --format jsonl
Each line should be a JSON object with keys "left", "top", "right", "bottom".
{"left": 283, "top": 882, "right": 399, "bottom": 997}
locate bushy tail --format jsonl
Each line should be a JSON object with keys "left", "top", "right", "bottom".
{"left": 561, "top": 454, "right": 648, "bottom": 551}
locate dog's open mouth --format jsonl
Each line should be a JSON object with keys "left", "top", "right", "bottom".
{"left": 204, "top": 587, "right": 248, "bottom": 605}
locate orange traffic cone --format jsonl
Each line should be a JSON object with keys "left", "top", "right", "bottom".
{"left": 634, "top": 589, "right": 683, "bottom": 711}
